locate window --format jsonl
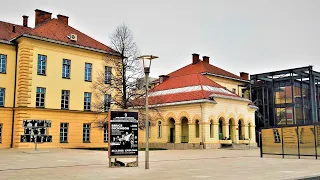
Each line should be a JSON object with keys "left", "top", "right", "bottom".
{"left": 0, "top": 54, "right": 6, "bottom": 73}
{"left": 83, "top": 123, "right": 90, "bottom": 143}
{"left": 273, "top": 129, "right": 281, "bottom": 143}
{"left": 37, "top": 55, "right": 46, "bottom": 75}
{"left": 0, "top": 88, "right": 5, "bottom": 107}
{"left": 104, "top": 126, "right": 108, "bottom": 142}
{"left": 158, "top": 121, "right": 162, "bottom": 138}
{"left": 84, "top": 63, "right": 92, "bottom": 81}
{"left": 195, "top": 120, "right": 200, "bottom": 138}
{"left": 104, "top": 94, "right": 111, "bottom": 112}
{"left": 105, "top": 66, "right": 112, "bottom": 84}
{"left": 36, "top": 87, "right": 46, "bottom": 108}
{"left": 61, "top": 90, "right": 70, "bottom": 109}
{"left": 62, "top": 59, "right": 71, "bottom": 79}
{"left": 84, "top": 92, "right": 91, "bottom": 111}
{"left": 60, "top": 123, "right": 68, "bottom": 143}
{"left": 0, "top": 124, "right": 2, "bottom": 143}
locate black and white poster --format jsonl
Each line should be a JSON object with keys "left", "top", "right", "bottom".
{"left": 21, "top": 120, "right": 52, "bottom": 143}
{"left": 109, "top": 111, "right": 138, "bottom": 156}
{"left": 22, "top": 120, "right": 52, "bottom": 128}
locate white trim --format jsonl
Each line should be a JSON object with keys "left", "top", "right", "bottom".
{"left": 133, "top": 99, "right": 217, "bottom": 109}
{"left": 248, "top": 105, "right": 259, "bottom": 109}
{"left": 0, "top": 39, "right": 14, "bottom": 45}
{"left": 202, "top": 72, "right": 250, "bottom": 83}
{"left": 149, "top": 85, "right": 231, "bottom": 97}
{"left": 210, "top": 93, "right": 251, "bottom": 102}
{"left": 11, "top": 34, "right": 121, "bottom": 56}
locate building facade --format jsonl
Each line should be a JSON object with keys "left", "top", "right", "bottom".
{"left": 137, "top": 54, "right": 258, "bottom": 149}
{"left": 0, "top": 9, "right": 120, "bottom": 148}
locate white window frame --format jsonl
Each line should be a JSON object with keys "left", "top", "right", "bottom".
{"left": 83, "top": 123, "right": 91, "bottom": 143}
{"left": 60, "top": 123, "right": 68, "bottom": 143}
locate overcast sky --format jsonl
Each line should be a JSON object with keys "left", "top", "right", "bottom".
{"left": 2, "top": 0, "right": 320, "bottom": 78}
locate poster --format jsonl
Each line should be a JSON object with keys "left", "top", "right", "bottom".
{"left": 21, "top": 120, "right": 52, "bottom": 143}
{"left": 109, "top": 111, "right": 138, "bottom": 156}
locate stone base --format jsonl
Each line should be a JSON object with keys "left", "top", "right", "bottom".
{"left": 139, "top": 143, "right": 219, "bottom": 150}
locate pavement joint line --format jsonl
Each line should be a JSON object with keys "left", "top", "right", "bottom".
{"left": 0, "top": 156, "right": 257, "bottom": 172}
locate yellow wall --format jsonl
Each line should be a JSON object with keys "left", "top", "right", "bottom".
{"left": 0, "top": 108, "right": 13, "bottom": 148}
{"left": 205, "top": 75, "right": 247, "bottom": 97}
{"left": 13, "top": 108, "right": 108, "bottom": 148}
{"left": 16, "top": 38, "right": 118, "bottom": 110}
{"left": 0, "top": 43, "right": 16, "bottom": 107}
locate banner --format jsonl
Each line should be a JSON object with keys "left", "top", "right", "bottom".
{"left": 109, "top": 111, "right": 138, "bottom": 156}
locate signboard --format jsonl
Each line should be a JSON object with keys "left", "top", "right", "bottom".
{"left": 109, "top": 111, "right": 139, "bottom": 157}
{"left": 21, "top": 120, "right": 52, "bottom": 143}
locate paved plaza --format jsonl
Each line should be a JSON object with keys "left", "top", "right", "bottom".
{"left": 0, "top": 148, "right": 320, "bottom": 180}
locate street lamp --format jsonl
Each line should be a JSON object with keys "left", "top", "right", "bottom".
{"left": 137, "top": 55, "right": 158, "bottom": 170}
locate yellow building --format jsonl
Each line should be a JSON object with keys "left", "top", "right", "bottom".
{"left": 137, "top": 54, "right": 258, "bottom": 149}
{"left": 0, "top": 9, "right": 120, "bottom": 148}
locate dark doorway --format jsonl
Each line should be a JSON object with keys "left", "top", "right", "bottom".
{"left": 170, "top": 128, "right": 175, "bottom": 143}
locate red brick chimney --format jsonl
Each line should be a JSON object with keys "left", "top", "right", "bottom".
{"left": 22, "top": 15, "right": 28, "bottom": 27}
{"left": 203, "top": 56, "right": 210, "bottom": 63}
{"left": 192, "top": 53, "right": 200, "bottom": 64}
{"left": 57, "top": 14, "right": 69, "bottom": 25}
{"left": 35, "top": 9, "right": 52, "bottom": 27}
{"left": 240, "top": 72, "right": 249, "bottom": 80}
{"left": 159, "top": 75, "right": 169, "bottom": 83}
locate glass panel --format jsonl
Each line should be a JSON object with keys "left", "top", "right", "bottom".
{"left": 261, "top": 128, "right": 283, "bottom": 154}
{"left": 299, "top": 125, "right": 316, "bottom": 156}
{"left": 282, "top": 127, "right": 298, "bottom": 156}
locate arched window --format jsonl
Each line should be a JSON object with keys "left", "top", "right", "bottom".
{"left": 158, "top": 121, "right": 162, "bottom": 138}
{"left": 195, "top": 120, "right": 200, "bottom": 138}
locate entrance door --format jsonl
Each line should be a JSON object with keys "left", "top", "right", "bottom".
{"left": 170, "top": 128, "right": 175, "bottom": 143}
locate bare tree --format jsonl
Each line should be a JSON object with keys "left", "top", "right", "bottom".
{"left": 91, "top": 24, "right": 156, "bottom": 129}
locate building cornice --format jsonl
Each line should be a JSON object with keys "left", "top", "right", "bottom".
{"left": 202, "top": 72, "right": 250, "bottom": 83}
{"left": 0, "top": 39, "right": 15, "bottom": 45}
{"left": 132, "top": 99, "right": 217, "bottom": 109}
{"left": 10, "top": 34, "right": 121, "bottom": 57}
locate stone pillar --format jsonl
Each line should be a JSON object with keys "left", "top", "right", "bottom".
{"left": 188, "top": 123, "right": 195, "bottom": 143}
{"left": 213, "top": 123, "right": 219, "bottom": 140}
{"left": 175, "top": 123, "right": 181, "bottom": 143}
{"left": 243, "top": 124, "right": 249, "bottom": 140}
{"left": 201, "top": 122, "right": 210, "bottom": 143}
{"left": 249, "top": 125, "right": 256, "bottom": 144}
{"left": 222, "top": 123, "right": 229, "bottom": 140}
{"left": 232, "top": 125, "right": 239, "bottom": 143}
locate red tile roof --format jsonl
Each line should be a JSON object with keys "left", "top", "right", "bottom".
{"left": 168, "top": 60, "right": 247, "bottom": 81}
{"left": 0, "top": 18, "right": 118, "bottom": 55}
{"left": 0, "top": 21, "right": 32, "bottom": 41}
{"left": 151, "top": 74, "right": 224, "bottom": 92}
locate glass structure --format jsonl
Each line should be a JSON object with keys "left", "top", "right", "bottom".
{"left": 251, "top": 66, "right": 320, "bottom": 129}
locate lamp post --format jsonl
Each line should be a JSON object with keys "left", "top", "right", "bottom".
{"left": 137, "top": 55, "right": 158, "bottom": 169}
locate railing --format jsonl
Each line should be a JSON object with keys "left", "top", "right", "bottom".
{"left": 260, "top": 123, "right": 320, "bottom": 159}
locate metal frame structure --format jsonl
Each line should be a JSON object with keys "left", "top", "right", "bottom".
{"left": 251, "top": 66, "right": 320, "bottom": 129}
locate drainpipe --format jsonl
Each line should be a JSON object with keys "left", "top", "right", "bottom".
{"left": 200, "top": 103, "right": 205, "bottom": 149}
{"left": 10, "top": 44, "right": 18, "bottom": 148}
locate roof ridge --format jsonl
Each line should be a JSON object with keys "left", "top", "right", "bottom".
{"left": 196, "top": 74, "right": 206, "bottom": 99}
{"left": 201, "top": 61, "right": 243, "bottom": 79}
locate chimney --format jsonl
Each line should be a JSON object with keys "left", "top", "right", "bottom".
{"left": 192, "top": 53, "right": 200, "bottom": 64}
{"left": 57, "top": 14, "right": 69, "bottom": 25}
{"left": 203, "top": 56, "right": 210, "bottom": 63}
{"left": 159, "top": 75, "right": 169, "bottom": 83}
{"left": 22, "top": 15, "right": 28, "bottom": 27}
{"left": 35, "top": 9, "right": 52, "bottom": 26}
{"left": 240, "top": 72, "right": 249, "bottom": 80}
